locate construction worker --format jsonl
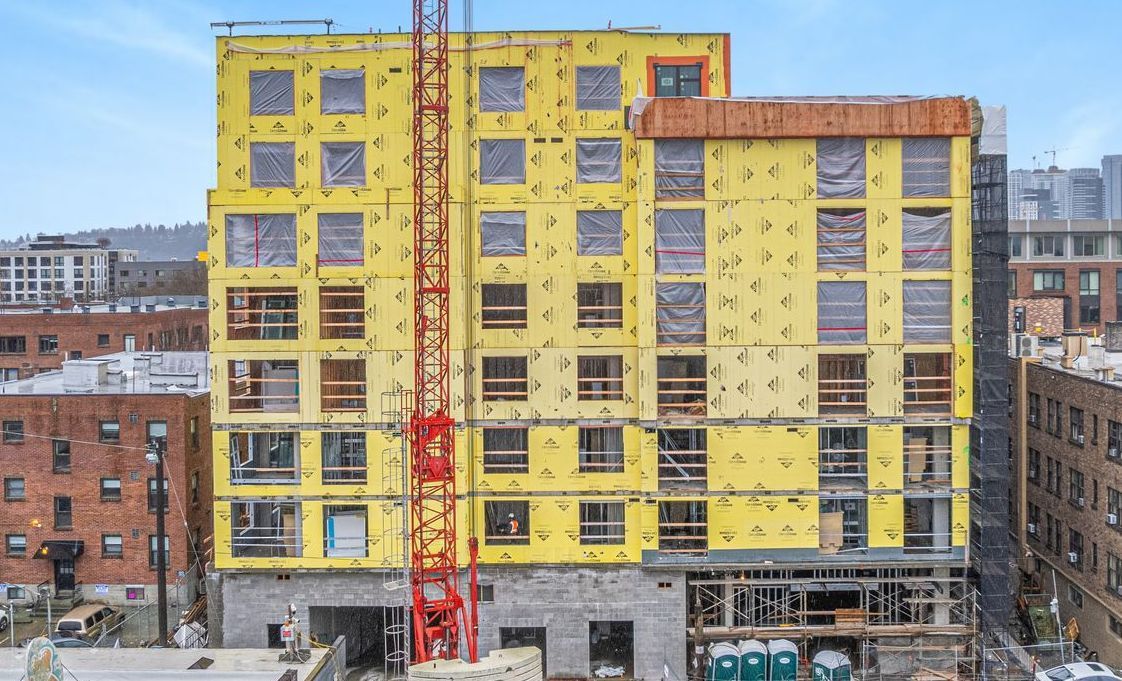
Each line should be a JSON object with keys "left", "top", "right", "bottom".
{"left": 280, "top": 617, "right": 296, "bottom": 656}
{"left": 507, "top": 513, "right": 520, "bottom": 536}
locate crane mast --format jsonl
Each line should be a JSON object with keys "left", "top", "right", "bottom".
{"left": 410, "top": 0, "right": 478, "bottom": 664}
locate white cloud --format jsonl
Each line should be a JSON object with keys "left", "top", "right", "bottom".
{"left": 5, "top": 1, "right": 214, "bottom": 68}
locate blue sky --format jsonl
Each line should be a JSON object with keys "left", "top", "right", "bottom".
{"left": 0, "top": 0, "right": 1118, "bottom": 239}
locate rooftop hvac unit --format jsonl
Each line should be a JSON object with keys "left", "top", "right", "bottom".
{"left": 1068, "top": 551, "right": 1080, "bottom": 564}
{"left": 1012, "top": 333, "right": 1039, "bottom": 358}
{"left": 1108, "top": 513, "right": 1118, "bottom": 526}
{"left": 1027, "top": 523, "right": 1038, "bottom": 534}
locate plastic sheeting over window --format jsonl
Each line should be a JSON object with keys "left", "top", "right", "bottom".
{"left": 318, "top": 213, "right": 363, "bottom": 267}
{"left": 250, "top": 142, "right": 295, "bottom": 188}
{"left": 321, "top": 142, "right": 365, "bottom": 187}
{"left": 817, "top": 209, "right": 866, "bottom": 271}
{"left": 576, "top": 138, "right": 622, "bottom": 184}
{"left": 576, "top": 210, "right": 623, "bottom": 255}
{"left": 655, "top": 140, "right": 705, "bottom": 199}
{"left": 655, "top": 209, "right": 705, "bottom": 274}
{"left": 480, "top": 212, "right": 526, "bottom": 256}
{"left": 226, "top": 214, "right": 297, "bottom": 267}
{"left": 656, "top": 282, "right": 705, "bottom": 345}
{"left": 817, "top": 281, "right": 866, "bottom": 344}
{"left": 902, "top": 138, "right": 951, "bottom": 197}
{"left": 479, "top": 67, "right": 525, "bottom": 112}
{"left": 903, "top": 280, "right": 952, "bottom": 343}
{"left": 816, "top": 138, "right": 865, "bottom": 198}
{"left": 902, "top": 208, "right": 952, "bottom": 270}
{"left": 250, "top": 70, "right": 294, "bottom": 115}
{"left": 480, "top": 139, "right": 526, "bottom": 184}
{"left": 321, "top": 69, "right": 365, "bottom": 115}
{"left": 576, "top": 66, "right": 620, "bottom": 111}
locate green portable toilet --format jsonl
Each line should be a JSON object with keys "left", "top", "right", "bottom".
{"left": 707, "top": 642, "right": 740, "bottom": 681}
{"left": 737, "top": 640, "right": 767, "bottom": 681}
{"left": 812, "top": 651, "right": 852, "bottom": 681}
{"left": 767, "top": 639, "right": 798, "bottom": 681}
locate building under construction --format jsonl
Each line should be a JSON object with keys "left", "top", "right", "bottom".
{"left": 205, "top": 29, "right": 1009, "bottom": 678}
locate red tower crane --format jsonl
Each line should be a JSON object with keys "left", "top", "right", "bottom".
{"left": 409, "top": 0, "right": 479, "bottom": 664}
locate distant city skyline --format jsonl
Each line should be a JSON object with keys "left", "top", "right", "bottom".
{"left": 1, "top": 0, "right": 1121, "bottom": 237}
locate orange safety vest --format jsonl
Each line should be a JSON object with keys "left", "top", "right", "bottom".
{"left": 509, "top": 519, "right": 520, "bottom": 534}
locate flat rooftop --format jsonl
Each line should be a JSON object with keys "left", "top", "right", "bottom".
{"left": 0, "top": 295, "right": 207, "bottom": 315}
{"left": 0, "top": 646, "right": 330, "bottom": 681}
{"left": 0, "top": 351, "right": 210, "bottom": 396}
{"left": 1025, "top": 339, "right": 1122, "bottom": 389}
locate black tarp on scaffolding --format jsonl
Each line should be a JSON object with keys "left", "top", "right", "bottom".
{"left": 970, "top": 103, "right": 1011, "bottom": 629}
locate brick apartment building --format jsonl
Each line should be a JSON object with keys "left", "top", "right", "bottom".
{"left": 1009, "top": 336, "right": 1122, "bottom": 666}
{"left": 0, "top": 296, "right": 207, "bottom": 381}
{"left": 1009, "top": 219, "right": 1122, "bottom": 334}
{"left": 0, "top": 352, "right": 211, "bottom": 614}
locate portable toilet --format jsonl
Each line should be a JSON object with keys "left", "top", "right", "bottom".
{"left": 707, "top": 642, "right": 740, "bottom": 681}
{"left": 737, "top": 640, "right": 767, "bottom": 681}
{"left": 812, "top": 651, "right": 852, "bottom": 681}
{"left": 767, "top": 639, "right": 798, "bottom": 681}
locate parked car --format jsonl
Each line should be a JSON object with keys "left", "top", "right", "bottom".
{"left": 1036, "top": 663, "right": 1122, "bottom": 681}
{"left": 0, "top": 609, "right": 8, "bottom": 632}
{"left": 55, "top": 604, "right": 123, "bottom": 640}
{"left": 48, "top": 632, "right": 93, "bottom": 648}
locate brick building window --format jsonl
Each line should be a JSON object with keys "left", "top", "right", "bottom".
{"left": 578, "top": 426, "right": 624, "bottom": 473}
{"left": 189, "top": 417, "right": 199, "bottom": 450}
{"left": 148, "top": 535, "right": 170, "bottom": 569}
{"left": 100, "top": 478, "right": 121, "bottom": 501}
{"left": 1069, "top": 585, "right": 1084, "bottom": 608}
{"left": 97, "top": 334, "right": 110, "bottom": 347}
{"left": 0, "top": 336, "right": 26, "bottom": 353}
{"left": 54, "top": 496, "right": 72, "bottom": 529}
{"left": 1008, "top": 271, "right": 1017, "bottom": 297}
{"left": 1009, "top": 236, "right": 1023, "bottom": 258}
{"left": 1070, "top": 469, "right": 1085, "bottom": 507}
{"left": 1026, "top": 393, "right": 1041, "bottom": 427}
{"left": 52, "top": 440, "right": 71, "bottom": 473}
{"left": 1027, "top": 503, "right": 1041, "bottom": 536}
{"left": 1109, "top": 488, "right": 1122, "bottom": 525}
{"left": 1033, "top": 270, "right": 1064, "bottom": 292}
{"left": 6, "top": 534, "right": 26, "bottom": 557}
{"left": 3, "top": 477, "right": 24, "bottom": 501}
{"left": 1111, "top": 615, "right": 1122, "bottom": 638}
{"left": 1070, "top": 407, "right": 1085, "bottom": 444}
{"left": 147, "top": 478, "right": 169, "bottom": 512}
{"left": 102, "top": 534, "right": 123, "bottom": 558}
{"left": 1108, "top": 552, "right": 1122, "bottom": 594}
{"left": 99, "top": 421, "right": 120, "bottom": 443}
{"left": 1073, "top": 235, "right": 1105, "bottom": 257}
{"left": 2, "top": 420, "right": 23, "bottom": 443}
{"left": 1079, "top": 270, "right": 1100, "bottom": 325}
{"left": 38, "top": 335, "right": 58, "bottom": 354}
{"left": 1069, "top": 531, "right": 1084, "bottom": 569}
{"left": 579, "top": 501, "right": 626, "bottom": 545}
{"left": 482, "top": 428, "right": 529, "bottom": 474}
{"left": 577, "top": 283, "right": 623, "bottom": 329}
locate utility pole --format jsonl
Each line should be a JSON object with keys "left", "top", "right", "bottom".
{"left": 147, "top": 437, "right": 169, "bottom": 644}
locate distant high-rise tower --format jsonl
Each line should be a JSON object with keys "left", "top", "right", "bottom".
{"left": 1069, "top": 167, "right": 1104, "bottom": 219}
{"left": 1104, "top": 155, "right": 1122, "bottom": 219}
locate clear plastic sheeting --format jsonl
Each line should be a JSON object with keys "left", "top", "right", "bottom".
{"left": 320, "top": 69, "right": 365, "bottom": 115}
{"left": 816, "top": 138, "right": 865, "bottom": 198}
{"left": 479, "top": 66, "right": 525, "bottom": 112}
{"left": 903, "top": 138, "right": 951, "bottom": 197}
{"left": 980, "top": 105, "right": 1008, "bottom": 155}
{"left": 321, "top": 142, "right": 366, "bottom": 187}
{"left": 654, "top": 140, "right": 705, "bottom": 199}
{"left": 480, "top": 139, "right": 526, "bottom": 184}
{"left": 481, "top": 212, "right": 526, "bottom": 256}
{"left": 903, "top": 280, "right": 952, "bottom": 343}
{"left": 225, "top": 214, "right": 297, "bottom": 267}
{"left": 817, "top": 281, "right": 866, "bottom": 344}
{"left": 902, "top": 208, "right": 952, "bottom": 270}
{"left": 249, "top": 70, "right": 294, "bottom": 115}
{"left": 655, "top": 209, "right": 705, "bottom": 274}
{"left": 577, "top": 210, "right": 623, "bottom": 256}
{"left": 656, "top": 282, "right": 705, "bottom": 345}
{"left": 250, "top": 142, "right": 295, "bottom": 188}
{"left": 576, "top": 138, "right": 622, "bottom": 184}
{"left": 816, "top": 209, "right": 866, "bottom": 271}
{"left": 576, "top": 66, "right": 620, "bottom": 111}
{"left": 318, "top": 213, "right": 364, "bottom": 266}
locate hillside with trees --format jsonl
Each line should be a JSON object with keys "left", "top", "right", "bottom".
{"left": 0, "top": 222, "right": 206, "bottom": 261}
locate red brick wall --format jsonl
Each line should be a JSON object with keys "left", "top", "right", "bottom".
{"left": 0, "top": 392, "right": 211, "bottom": 587}
{"left": 1009, "top": 297, "right": 1064, "bottom": 337}
{"left": 0, "top": 308, "right": 207, "bottom": 379}
{"left": 1009, "top": 262, "right": 1119, "bottom": 334}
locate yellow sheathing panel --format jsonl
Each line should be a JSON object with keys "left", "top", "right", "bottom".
{"left": 710, "top": 495, "right": 818, "bottom": 551}
{"left": 868, "top": 494, "right": 903, "bottom": 548}
{"left": 708, "top": 426, "right": 818, "bottom": 492}
{"left": 868, "top": 425, "right": 903, "bottom": 492}
{"left": 952, "top": 424, "right": 970, "bottom": 489}
{"left": 952, "top": 492, "right": 970, "bottom": 546}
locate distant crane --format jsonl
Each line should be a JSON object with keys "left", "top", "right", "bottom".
{"left": 1042, "top": 147, "right": 1069, "bottom": 169}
